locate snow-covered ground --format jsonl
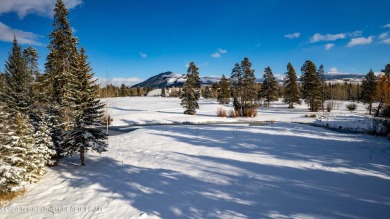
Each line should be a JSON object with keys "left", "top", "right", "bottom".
{"left": 1, "top": 97, "right": 390, "bottom": 219}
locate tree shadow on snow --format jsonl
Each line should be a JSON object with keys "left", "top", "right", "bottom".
{"left": 52, "top": 122, "right": 390, "bottom": 218}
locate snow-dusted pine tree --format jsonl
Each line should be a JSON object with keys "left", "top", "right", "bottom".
{"left": 283, "top": 63, "right": 301, "bottom": 108}
{"left": 259, "top": 66, "right": 279, "bottom": 107}
{"left": 62, "top": 48, "right": 107, "bottom": 166}
{"left": 0, "top": 112, "right": 41, "bottom": 193}
{"left": 45, "top": 0, "right": 79, "bottom": 155}
{"left": 180, "top": 62, "right": 200, "bottom": 115}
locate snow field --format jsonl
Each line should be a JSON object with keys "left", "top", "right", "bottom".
{"left": 1, "top": 97, "right": 389, "bottom": 218}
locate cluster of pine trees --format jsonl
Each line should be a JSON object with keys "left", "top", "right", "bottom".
{"left": 179, "top": 58, "right": 390, "bottom": 117}
{"left": 0, "top": 0, "right": 107, "bottom": 194}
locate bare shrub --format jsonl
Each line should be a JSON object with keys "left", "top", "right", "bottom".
{"left": 346, "top": 103, "right": 357, "bottom": 112}
{"left": 101, "top": 113, "right": 113, "bottom": 125}
{"left": 326, "top": 101, "right": 334, "bottom": 112}
{"left": 305, "top": 114, "right": 317, "bottom": 118}
{"left": 243, "top": 108, "right": 257, "bottom": 117}
{"left": 216, "top": 107, "right": 227, "bottom": 117}
{"left": 228, "top": 109, "right": 236, "bottom": 118}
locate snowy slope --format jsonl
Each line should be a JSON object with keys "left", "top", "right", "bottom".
{"left": 1, "top": 97, "right": 389, "bottom": 219}
{"left": 1, "top": 122, "right": 389, "bottom": 218}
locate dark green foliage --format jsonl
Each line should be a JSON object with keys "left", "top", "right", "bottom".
{"left": 230, "top": 58, "right": 258, "bottom": 116}
{"left": 63, "top": 48, "right": 107, "bottom": 165}
{"left": 45, "top": 0, "right": 79, "bottom": 153}
{"left": 23, "top": 47, "right": 40, "bottom": 81}
{"left": 361, "top": 69, "right": 376, "bottom": 115}
{"left": 383, "top": 64, "right": 390, "bottom": 77}
{"left": 318, "top": 64, "right": 326, "bottom": 110}
{"left": 2, "top": 37, "right": 34, "bottom": 116}
{"left": 203, "top": 86, "right": 213, "bottom": 99}
{"left": 283, "top": 63, "right": 300, "bottom": 108}
{"left": 259, "top": 66, "right": 279, "bottom": 107}
{"left": 180, "top": 62, "right": 200, "bottom": 115}
{"left": 217, "top": 74, "right": 230, "bottom": 104}
{"left": 161, "top": 88, "right": 166, "bottom": 97}
{"left": 301, "top": 60, "right": 322, "bottom": 112}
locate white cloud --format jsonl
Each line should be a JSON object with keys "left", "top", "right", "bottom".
{"left": 284, "top": 32, "right": 300, "bottom": 39}
{"left": 211, "top": 52, "right": 221, "bottom": 58}
{"left": 0, "top": 22, "right": 42, "bottom": 45}
{"left": 349, "top": 31, "right": 363, "bottom": 37}
{"left": 329, "top": 67, "right": 339, "bottom": 73}
{"left": 0, "top": 0, "right": 83, "bottom": 18}
{"left": 324, "top": 43, "right": 335, "bottom": 50}
{"left": 381, "top": 38, "right": 390, "bottom": 44}
{"left": 211, "top": 48, "right": 227, "bottom": 58}
{"left": 217, "top": 48, "right": 227, "bottom": 54}
{"left": 310, "top": 33, "right": 346, "bottom": 43}
{"left": 347, "top": 36, "right": 373, "bottom": 47}
{"left": 383, "top": 23, "right": 390, "bottom": 28}
{"left": 139, "top": 52, "right": 147, "bottom": 58}
{"left": 379, "top": 32, "right": 389, "bottom": 40}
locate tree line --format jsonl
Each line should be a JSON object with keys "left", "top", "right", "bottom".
{"left": 179, "top": 59, "right": 390, "bottom": 117}
{"left": 0, "top": 0, "right": 107, "bottom": 195}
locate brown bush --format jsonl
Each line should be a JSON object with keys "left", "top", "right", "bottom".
{"left": 346, "top": 103, "right": 357, "bottom": 112}
{"left": 217, "top": 107, "right": 227, "bottom": 117}
{"left": 243, "top": 108, "right": 257, "bottom": 117}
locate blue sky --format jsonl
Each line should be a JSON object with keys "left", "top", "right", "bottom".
{"left": 0, "top": 0, "right": 389, "bottom": 85}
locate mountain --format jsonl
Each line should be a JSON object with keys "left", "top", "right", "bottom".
{"left": 131, "top": 71, "right": 366, "bottom": 88}
{"left": 131, "top": 71, "right": 221, "bottom": 88}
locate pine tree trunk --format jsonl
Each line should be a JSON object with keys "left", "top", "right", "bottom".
{"left": 369, "top": 103, "right": 372, "bottom": 115}
{"left": 80, "top": 147, "right": 85, "bottom": 166}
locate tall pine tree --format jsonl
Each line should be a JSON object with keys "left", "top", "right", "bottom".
{"left": 301, "top": 60, "right": 322, "bottom": 112}
{"left": 180, "top": 62, "right": 200, "bottom": 115}
{"left": 230, "top": 63, "right": 244, "bottom": 112}
{"left": 1, "top": 36, "right": 34, "bottom": 116}
{"left": 283, "top": 63, "right": 300, "bottom": 108}
{"left": 318, "top": 64, "right": 326, "bottom": 110}
{"left": 217, "top": 74, "right": 231, "bottom": 104}
{"left": 361, "top": 69, "right": 376, "bottom": 115}
{"left": 241, "top": 58, "right": 258, "bottom": 116}
{"left": 259, "top": 66, "right": 279, "bottom": 107}
{"left": 45, "top": 0, "right": 79, "bottom": 155}
{"left": 62, "top": 48, "right": 107, "bottom": 165}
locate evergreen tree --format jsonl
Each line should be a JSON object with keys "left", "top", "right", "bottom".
{"left": 1, "top": 37, "right": 34, "bottom": 116}
{"left": 0, "top": 112, "right": 40, "bottom": 192}
{"left": 204, "top": 86, "right": 213, "bottom": 99}
{"left": 283, "top": 63, "right": 300, "bottom": 108}
{"left": 45, "top": 0, "right": 79, "bottom": 155}
{"left": 259, "top": 66, "right": 279, "bottom": 107}
{"left": 23, "top": 47, "right": 40, "bottom": 81}
{"left": 217, "top": 74, "right": 230, "bottom": 104}
{"left": 180, "top": 62, "right": 200, "bottom": 115}
{"left": 301, "top": 60, "right": 322, "bottom": 112}
{"left": 230, "top": 63, "right": 243, "bottom": 112}
{"left": 161, "top": 88, "right": 166, "bottom": 97}
{"left": 62, "top": 48, "right": 107, "bottom": 165}
{"left": 318, "top": 64, "right": 326, "bottom": 110}
{"left": 361, "top": 69, "right": 377, "bottom": 115}
{"left": 119, "top": 84, "right": 127, "bottom": 97}
{"left": 241, "top": 58, "right": 258, "bottom": 116}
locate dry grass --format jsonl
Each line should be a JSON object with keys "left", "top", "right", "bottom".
{"left": 217, "top": 107, "right": 227, "bottom": 117}
{"left": 243, "top": 108, "right": 257, "bottom": 117}
{"left": 0, "top": 189, "right": 26, "bottom": 207}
